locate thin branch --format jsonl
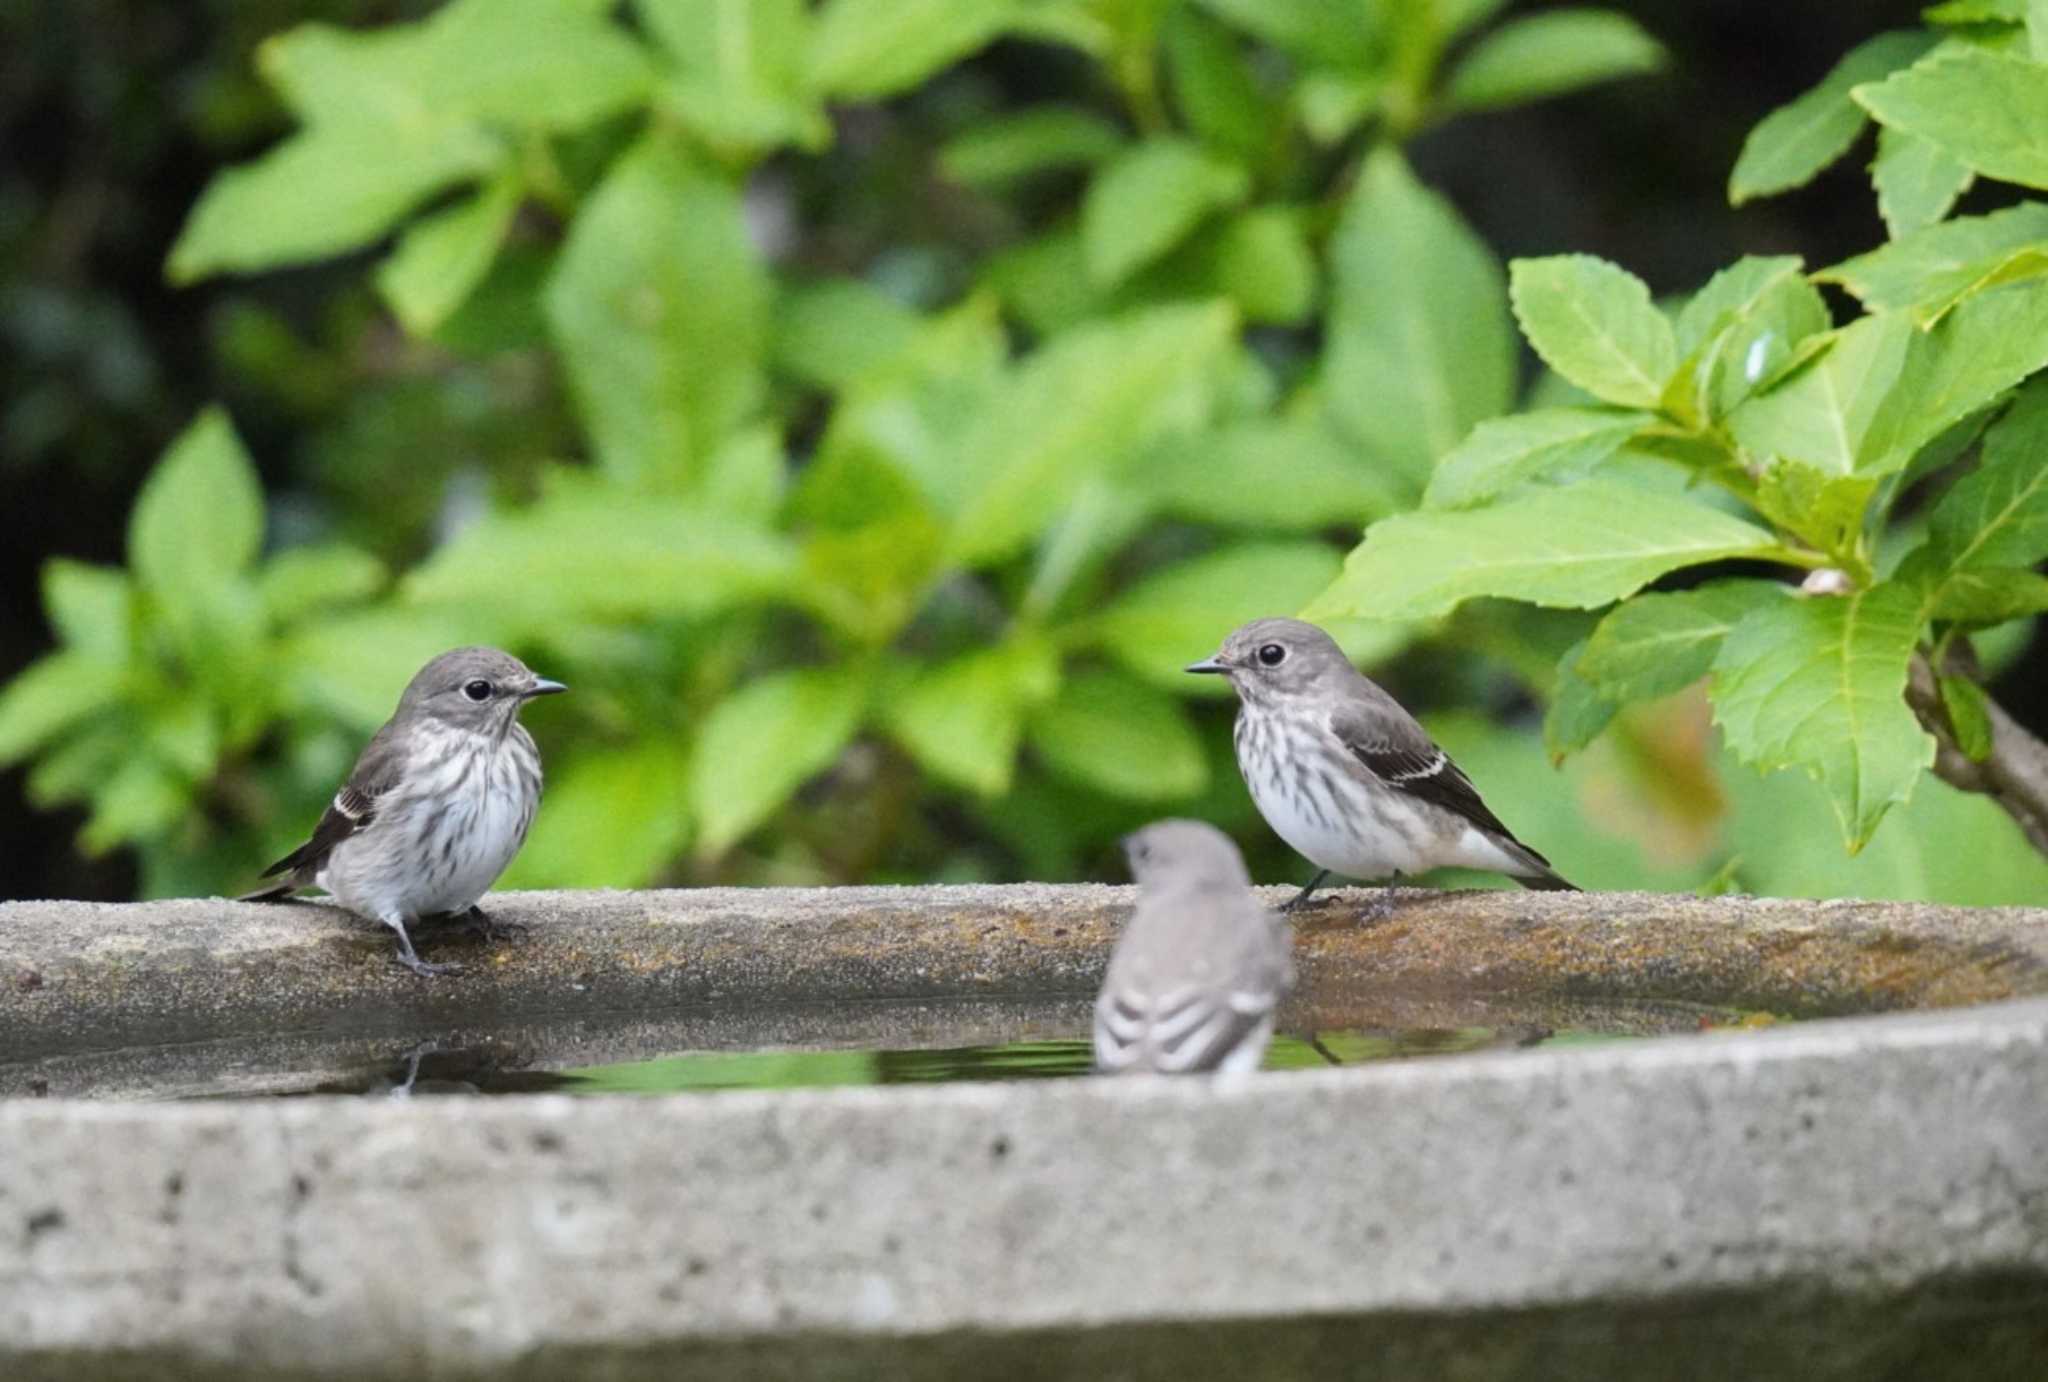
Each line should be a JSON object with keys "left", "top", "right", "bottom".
{"left": 1905, "top": 644, "right": 2048, "bottom": 859}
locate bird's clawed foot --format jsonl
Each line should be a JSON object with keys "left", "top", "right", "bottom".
{"left": 390, "top": 924, "right": 461, "bottom": 978}
{"left": 1281, "top": 870, "right": 1333, "bottom": 913}
{"left": 456, "top": 905, "right": 528, "bottom": 944}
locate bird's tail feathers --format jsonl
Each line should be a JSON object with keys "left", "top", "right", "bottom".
{"left": 237, "top": 881, "right": 302, "bottom": 904}
{"left": 1513, "top": 868, "right": 1579, "bottom": 892}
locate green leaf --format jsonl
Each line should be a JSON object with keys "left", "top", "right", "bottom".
{"left": 167, "top": 124, "right": 502, "bottom": 283}
{"left": 1871, "top": 126, "right": 1974, "bottom": 241}
{"left": 1164, "top": 4, "right": 1280, "bottom": 162}
{"left": 640, "top": 0, "right": 826, "bottom": 155}
{"left": 1728, "top": 31, "right": 1934, "bottom": 205}
{"left": 1424, "top": 406, "right": 1650, "bottom": 509}
{"left": 1442, "top": 9, "right": 1665, "bottom": 113}
{"left": 403, "top": 479, "right": 800, "bottom": 623}
{"left": 129, "top": 409, "right": 265, "bottom": 609}
{"left": 1939, "top": 674, "right": 1995, "bottom": 762}
{"left": 1923, "top": 375, "right": 2048, "bottom": 571}
{"left": 1508, "top": 255, "right": 1678, "bottom": 409}
{"left": 1674, "top": 268, "right": 1833, "bottom": 424}
{"left": 256, "top": 545, "right": 386, "bottom": 624}
{"left": 1924, "top": 0, "right": 2026, "bottom": 21}
{"left": 1577, "top": 580, "right": 1785, "bottom": 703}
{"left": 1816, "top": 202, "right": 2048, "bottom": 315}
{"left": 1711, "top": 580, "right": 1935, "bottom": 850}
{"left": 1191, "top": 0, "right": 1375, "bottom": 67}
{"left": 771, "top": 277, "right": 923, "bottom": 391}
{"left": 2034, "top": 0, "right": 2048, "bottom": 58}
{"left": 882, "top": 637, "right": 1060, "bottom": 796}
{"left": 808, "top": 0, "right": 1022, "bottom": 99}
{"left": 42, "top": 561, "right": 132, "bottom": 661}
{"left": 1754, "top": 460, "right": 1878, "bottom": 559}
{"left": 1855, "top": 45, "right": 2048, "bottom": 191}
{"left": 946, "top": 301, "right": 1236, "bottom": 567}
{"left": 700, "top": 425, "right": 789, "bottom": 526}
{"left": 502, "top": 741, "right": 693, "bottom": 888}
{"left": 1081, "top": 137, "right": 1249, "bottom": 287}
{"left": 1726, "top": 311, "right": 1914, "bottom": 475}
{"left": 422, "top": 0, "right": 655, "bottom": 130}
{"left": 0, "top": 652, "right": 123, "bottom": 767}
{"left": 543, "top": 138, "right": 770, "bottom": 490}
{"left": 1027, "top": 669, "right": 1206, "bottom": 802}
{"left": 1131, "top": 415, "right": 1401, "bottom": 531}
{"left": 1674, "top": 255, "right": 1808, "bottom": 358}
{"left": 80, "top": 756, "right": 187, "bottom": 855}
{"left": 1307, "top": 481, "right": 1779, "bottom": 621}
{"left": 1085, "top": 542, "right": 1344, "bottom": 691}
{"left": 375, "top": 167, "right": 521, "bottom": 336}
{"left": 691, "top": 665, "right": 869, "bottom": 854}
{"left": 1543, "top": 640, "right": 1619, "bottom": 762}
{"left": 1860, "top": 276, "right": 2048, "bottom": 474}
{"left": 1925, "top": 566, "right": 2048, "bottom": 622}
{"left": 1325, "top": 149, "right": 1514, "bottom": 492}
{"left": 938, "top": 107, "right": 1125, "bottom": 187}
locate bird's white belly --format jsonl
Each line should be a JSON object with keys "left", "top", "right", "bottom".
{"left": 318, "top": 746, "right": 534, "bottom": 923}
{"left": 1242, "top": 756, "right": 1434, "bottom": 881}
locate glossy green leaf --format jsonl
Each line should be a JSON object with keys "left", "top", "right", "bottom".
{"left": 1726, "top": 311, "right": 1914, "bottom": 475}
{"left": 1307, "top": 481, "right": 1778, "bottom": 621}
{"left": 938, "top": 108, "right": 1124, "bottom": 187}
{"left": 691, "top": 665, "right": 869, "bottom": 854}
{"left": 1923, "top": 376, "right": 2048, "bottom": 571}
{"left": 1442, "top": 9, "right": 1665, "bottom": 113}
{"left": 403, "top": 481, "right": 800, "bottom": 623}
{"left": 0, "top": 652, "right": 123, "bottom": 767}
{"left": 1855, "top": 45, "right": 2048, "bottom": 190}
{"left": 543, "top": 138, "right": 770, "bottom": 490}
{"left": 1027, "top": 670, "right": 1207, "bottom": 802}
{"left": 375, "top": 167, "right": 521, "bottom": 336}
{"left": 1816, "top": 203, "right": 2048, "bottom": 314}
{"left": 1424, "top": 406, "right": 1649, "bottom": 509}
{"left": 1325, "top": 149, "right": 1514, "bottom": 491}
{"left": 1578, "top": 580, "right": 1785, "bottom": 703}
{"left": 1871, "top": 125, "right": 1974, "bottom": 241}
{"left": 1543, "top": 640, "right": 1620, "bottom": 761}
{"left": 1081, "top": 137, "right": 1249, "bottom": 287}
{"left": 640, "top": 0, "right": 826, "bottom": 154}
{"left": 129, "top": 409, "right": 264, "bottom": 609}
{"left": 1673, "top": 266, "right": 1833, "bottom": 424}
{"left": 1132, "top": 415, "right": 1401, "bottom": 531}
{"left": 1675, "top": 256, "right": 1808, "bottom": 356}
{"left": 808, "top": 0, "right": 1021, "bottom": 99}
{"left": 946, "top": 301, "right": 1236, "bottom": 566}
{"left": 257, "top": 545, "right": 386, "bottom": 624}
{"left": 503, "top": 741, "right": 692, "bottom": 888}
{"left": 882, "top": 638, "right": 1060, "bottom": 796}
{"left": 1728, "top": 31, "right": 1934, "bottom": 205}
{"left": 1925, "top": 566, "right": 2048, "bottom": 622}
{"left": 1860, "top": 275, "right": 2048, "bottom": 475}
{"left": 1508, "top": 255, "right": 1677, "bottom": 409}
{"left": 1086, "top": 542, "right": 1343, "bottom": 690}
{"left": 1712, "top": 580, "right": 1934, "bottom": 850}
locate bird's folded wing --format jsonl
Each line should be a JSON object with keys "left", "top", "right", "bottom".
{"left": 1094, "top": 979, "right": 1280, "bottom": 1074}
{"left": 257, "top": 725, "right": 407, "bottom": 879}
{"left": 1328, "top": 706, "right": 1518, "bottom": 842}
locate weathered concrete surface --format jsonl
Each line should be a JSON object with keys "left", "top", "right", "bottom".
{"left": 3, "top": 997, "right": 2045, "bottom": 1380}
{"left": 4, "top": 886, "right": 2047, "bottom": 1067}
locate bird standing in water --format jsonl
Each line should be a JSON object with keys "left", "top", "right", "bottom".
{"left": 242, "top": 646, "right": 565, "bottom": 976}
{"left": 1188, "top": 617, "right": 1575, "bottom": 907}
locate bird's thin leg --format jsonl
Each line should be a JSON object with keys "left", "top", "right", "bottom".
{"left": 1307, "top": 1035, "right": 1344, "bottom": 1067}
{"left": 457, "top": 904, "right": 528, "bottom": 944}
{"left": 1282, "top": 869, "right": 1332, "bottom": 912}
{"left": 388, "top": 917, "right": 461, "bottom": 978}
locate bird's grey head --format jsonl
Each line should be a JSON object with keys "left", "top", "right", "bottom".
{"left": 396, "top": 646, "right": 566, "bottom": 736}
{"left": 1122, "top": 819, "right": 1251, "bottom": 892}
{"left": 1185, "top": 617, "right": 1355, "bottom": 705}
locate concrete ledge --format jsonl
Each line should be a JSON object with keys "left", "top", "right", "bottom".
{"left": 5, "top": 886, "right": 2048, "bottom": 1066}
{"left": 3, "top": 998, "right": 2045, "bottom": 1380}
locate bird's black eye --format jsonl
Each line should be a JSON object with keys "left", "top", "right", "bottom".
{"left": 463, "top": 679, "right": 493, "bottom": 702}
{"left": 1257, "top": 643, "right": 1287, "bottom": 667}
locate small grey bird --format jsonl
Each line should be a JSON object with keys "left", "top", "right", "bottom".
{"left": 1189, "top": 618, "right": 1575, "bottom": 906}
{"left": 241, "top": 646, "right": 565, "bottom": 977}
{"left": 1094, "top": 819, "right": 1293, "bottom": 1075}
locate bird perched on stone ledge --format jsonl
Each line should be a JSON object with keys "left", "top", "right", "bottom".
{"left": 1094, "top": 819, "right": 1293, "bottom": 1075}
{"left": 1188, "top": 617, "right": 1576, "bottom": 908}
{"left": 241, "top": 646, "right": 565, "bottom": 977}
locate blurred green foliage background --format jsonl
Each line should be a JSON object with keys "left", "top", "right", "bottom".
{"left": 2, "top": 0, "right": 2043, "bottom": 906}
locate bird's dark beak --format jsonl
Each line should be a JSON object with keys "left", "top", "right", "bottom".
{"left": 524, "top": 678, "right": 569, "bottom": 698}
{"left": 1185, "top": 656, "right": 1227, "bottom": 675}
